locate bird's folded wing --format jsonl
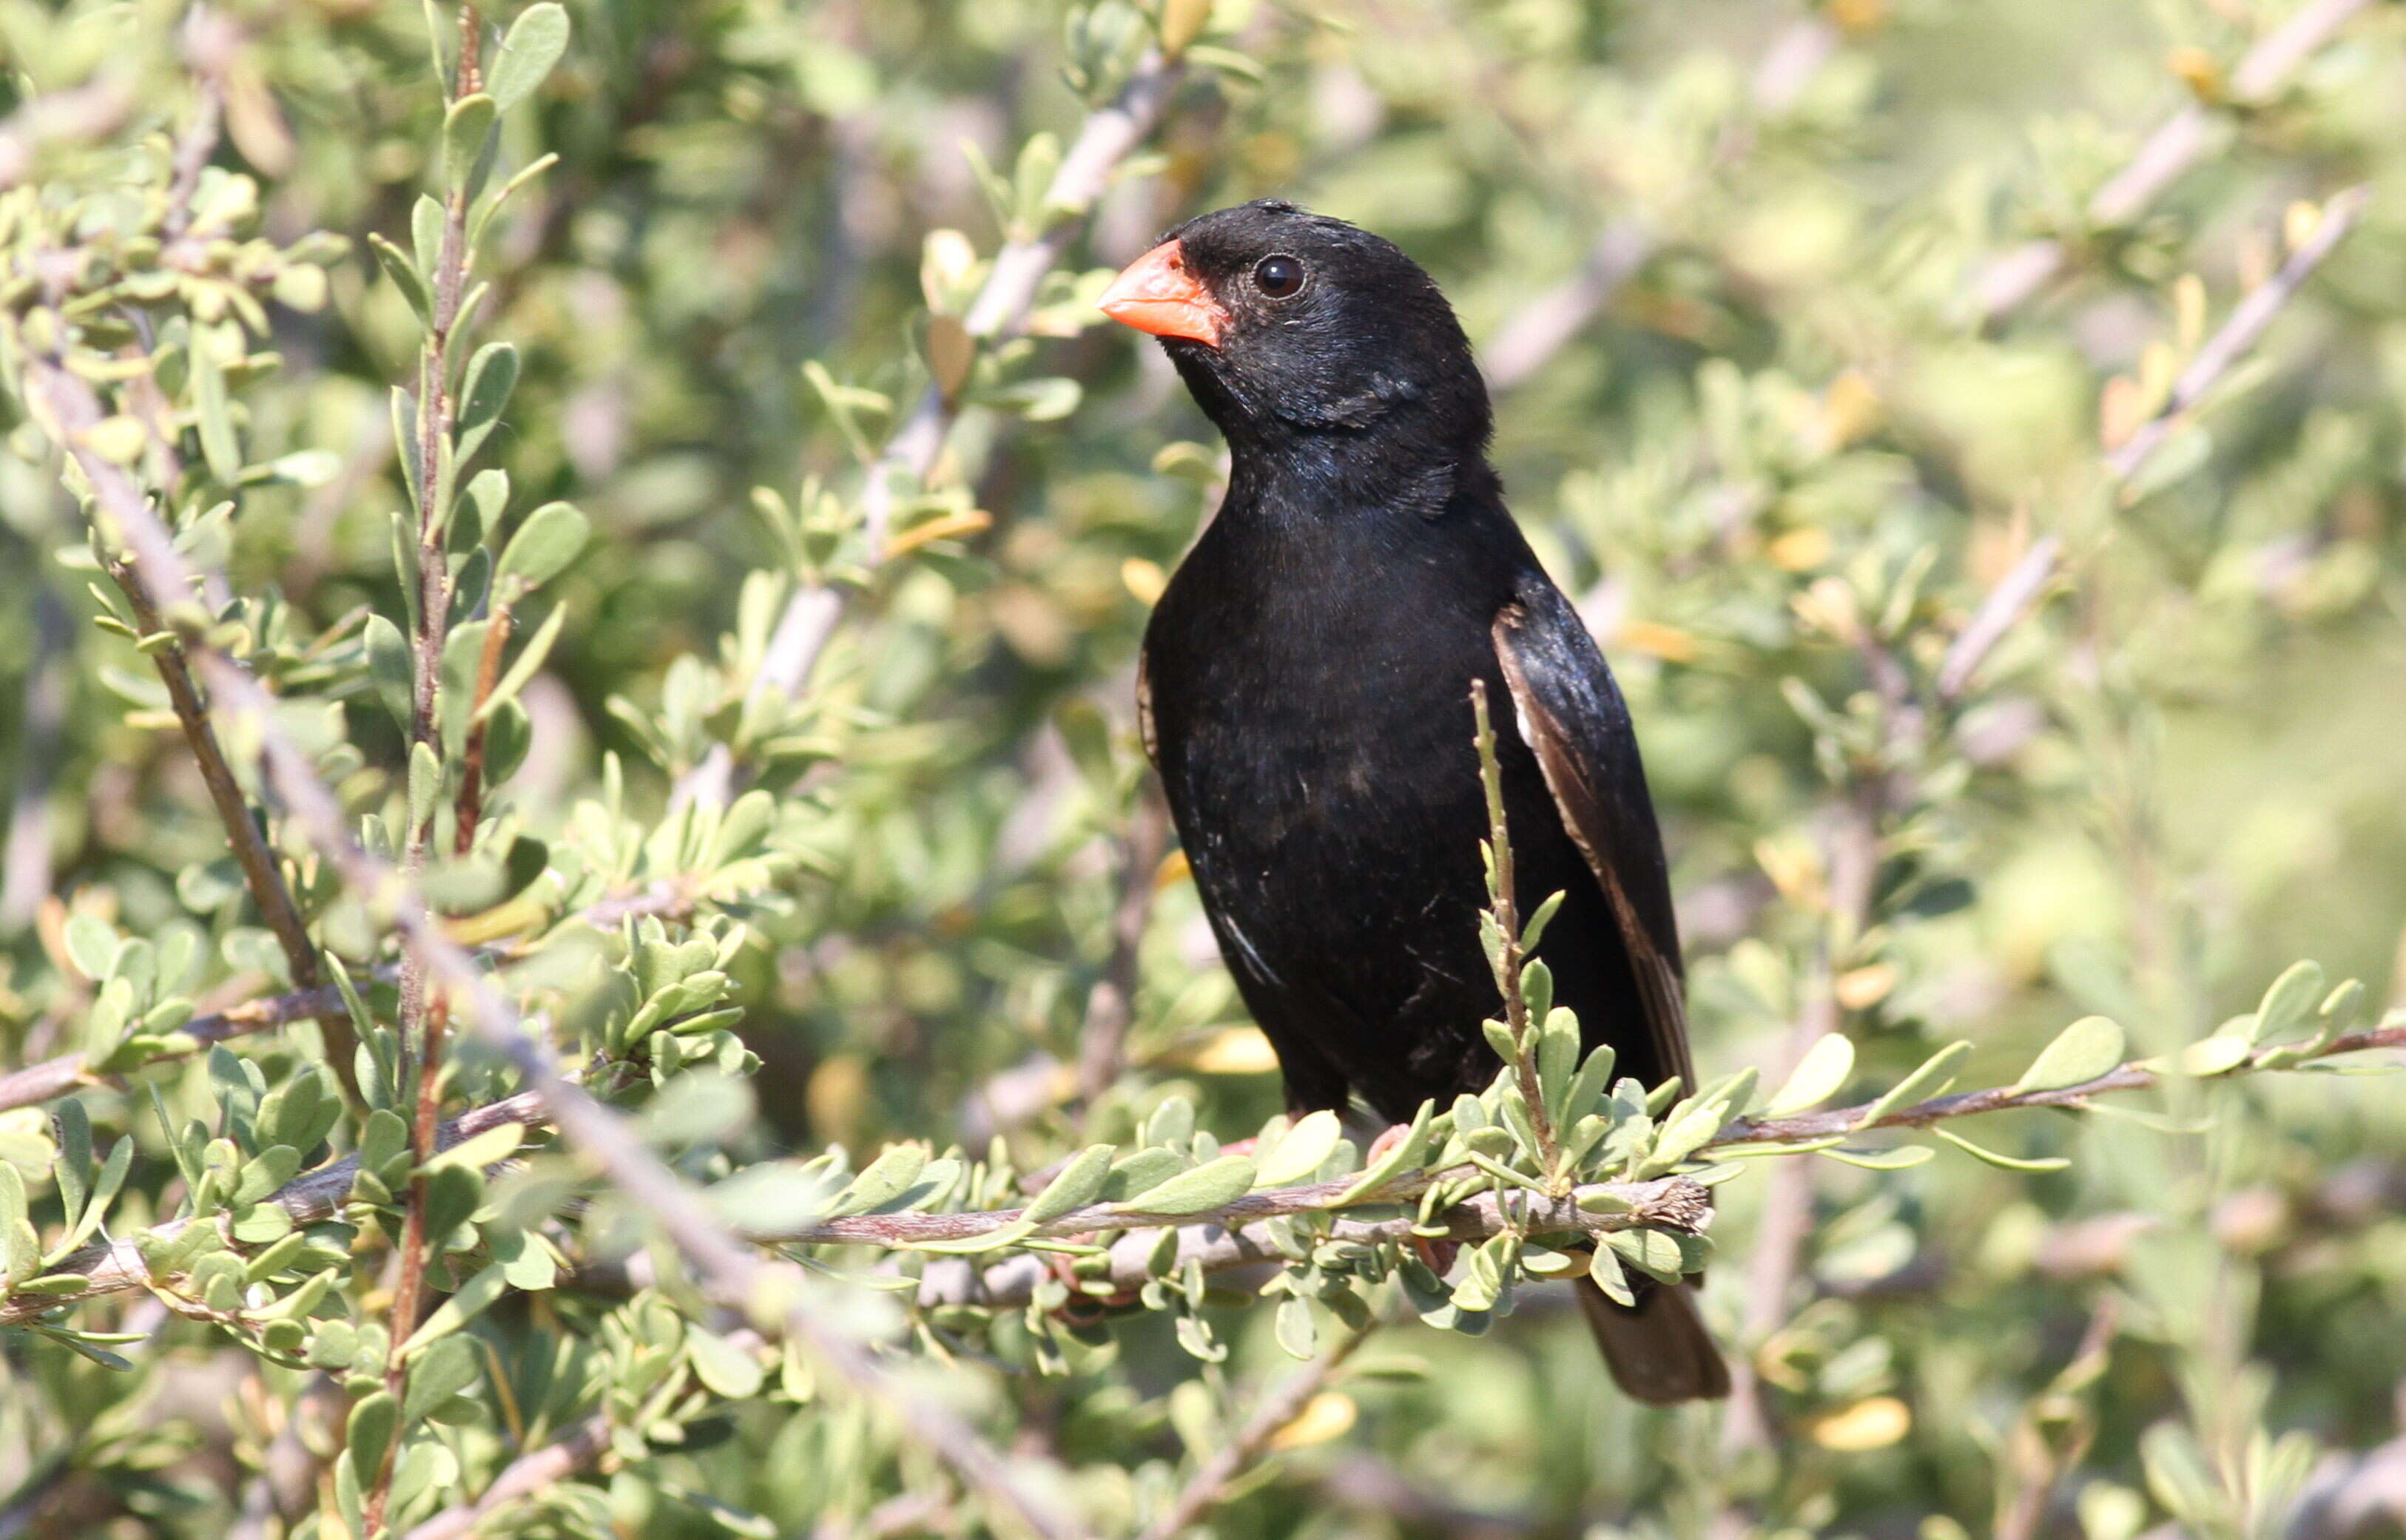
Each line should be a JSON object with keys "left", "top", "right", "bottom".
{"left": 1492, "top": 588, "right": 1696, "bottom": 1097}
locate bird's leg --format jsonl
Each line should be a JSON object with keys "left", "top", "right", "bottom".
{"left": 1361, "top": 1121, "right": 1412, "bottom": 1165}
{"left": 1412, "top": 1235, "right": 1460, "bottom": 1277}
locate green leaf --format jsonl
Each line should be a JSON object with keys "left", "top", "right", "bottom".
{"left": 190, "top": 334, "right": 240, "bottom": 482}
{"left": 487, "top": 3, "right": 571, "bottom": 112}
{"left": 345, "top": 1391, "right": 398, "bottom": 1482}
{"left": 496, "top": 501, "right": 589, "bottom": 593}
{"left": 687, "top": 1327, "right": 765, "bottom": 1399}
{"left": 1111, "top": 1155, "right": 1258, "bottom": 1217}
{"left": 455, "top": 342, "right": 519, "bottom": 464}
{"left": 64, "top": 914, "right": 120, "bottom": 982}
{"left": 831, "top": 1144, "right": 928, "bottom": 1217}
{"left": 1254, "top": 1111, "right": 1344, "bottom": 1189}
{"left": 1337, "top": 1101, "right": 1435, "bottom": 1203}
{"left": 0, "top": 1164, "right": 34, "bottom": 1283}
{"left": 1821, "top": 1144, "right": 1935, "bottom": 1170}
{"left": 1853, "top": 1041, "right": 1972, "bottom": 1130}
{"left": 412, "top": 193, "right": 444, "bottom": 280}
{"left": 420, "top": 1162, "right": 482, "bottom": 1245}
{"left": 1099, "top": 1148, "right": 1183, "bottom": 1201}
{"left": 2251, "top": 959, "right": 2325, "bottom": 1045}
{"left": 365, "top": 613, "right": 414, "bottom": 731}
{"left": 911, "top": 1218, "right": 1036, "bottom": 1254}
{"left": 402, "top": 1334, "right": 480, "bottom": 1425}
{"left": 1273, "top": 1297, "right": 1318, "bottom": 1360}
{"left": 1025, "top": 1144, "right": 1116, "bottom": 1223}
{"left": 1932, "top": 1127, "right": 2069, "bottom": 1172}
{"left": 408, "top": 739, "right": 444, "bottom": 832}
{"left": 418, "top": 1121, "right": 524, "bottom": 1177}
{"left": 1766, "top": 1032, "right": 1856, "bottom": 1116}
{"left": 2179, "top": 1035, "right": 2254, "bottom": 1076}
{"left": 441, "top": 92, "right": 496, "bottom": 192}
{"left": 400, "top": 1262, "right": 509, "bottom": 1356}
{"left": 2015, "top": 1015, "right": 2125, "bottom": 1092}
{"left": 232, "top": 1145, "right": 302, "bottom": 1205}
{"left": 369, "top": 233, "right": 432, "bottom": 325}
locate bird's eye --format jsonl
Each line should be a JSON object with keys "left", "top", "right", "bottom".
{"left": 1252, "top": 254, "right": 1306, "bottom": 300}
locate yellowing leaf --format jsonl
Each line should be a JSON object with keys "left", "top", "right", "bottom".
{"left": 1188, "top": 1027, "right": 1278, "bottom": 1075}
{"left": 1269, "top": 1390, "right": 1356, "bottom": 1451}
{"left": 1812, "top": 1396, "right": 1911, "bottom": 1450}
{"left": 1122, "top": 557, "right": 1167, "bottom": 606}
{"left": 1834, "top": 963, "right": 1898, "bottom": 1010}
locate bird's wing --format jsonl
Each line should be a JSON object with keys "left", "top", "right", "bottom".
{"left": 1492, "top": 586, "right": 1695, "bottom": 1096}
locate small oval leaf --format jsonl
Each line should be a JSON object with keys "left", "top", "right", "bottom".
{"left": 2015, "top": 1015, "right": 2126, "bottom": 1093}
{"left": 1254, "top": 1110, "right": 1344, "bottom": 1189}
{"left": 1766, "top": 1033, "right": 1856, "bottom": 1117}
{"left": 496, "top": 501, "right": 589, "bottom": 593}
{"left": 1111, "top": 1155, "right": 1258, "bottom": 1217}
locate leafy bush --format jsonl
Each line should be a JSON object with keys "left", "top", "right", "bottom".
{"left": 1, "top": 2, "right": 2403, "bottom": 1539}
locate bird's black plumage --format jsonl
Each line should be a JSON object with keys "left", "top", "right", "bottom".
{"left": 1111, "top": 200, "right": 1727, "bottom": 1403}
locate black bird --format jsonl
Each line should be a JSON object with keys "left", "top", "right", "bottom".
{"left": 1098, "top": 200, "right": 1728, "bottom": 1405}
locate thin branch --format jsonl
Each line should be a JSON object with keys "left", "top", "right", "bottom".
{"left": 784, "top": 1169, "right": 1711, "bottom": 1254}
{"left": 0, "top": 874, "right": 686, "bottom": 1119}
{"left": 1469, "top": 680, "right": 1559, "bottom": 1172}
{"left": 0, "top": 1087, "right": 547, "bottom": 1327}
{"left": 2103, "top": 184, "right": 2368, "bottom": 484}
{"left": 0, "top": 585, "right": 71, "bottom": 932}
{"left": 1077, "top": 791, "right": 1168, "bottom": 1107}
{"left": 0, "top": 75, "right": 137, "bottom": 190}
{"left": 396, "top": 1412, "right": 610, "bottom": 1540}
{"left": 399, "top": 1325, "right": 769, "bottom": 1540}
{"left": 17, "top": 121, "right": 1076, "bottom": 1540}
{"left": 1722, "top": 1014, "right": 2404, "bottom": 1144}
{"left": 1722, "top": 779, "right": 1883, "bottom": 1460}
{"left": 915, "top": 1178, "right": 1706, "bottom": 1314}
{"left": 1136, "top": 1328, "right": 1369, "bottom": 1540}
{"left": 372, "top": 12, "right": 490, "bottom": 1527}
{"left": 453, "top": 600, "right": 514, "bottom": 856}
{"left": 109, "top": 564, "right": 350, "bottom": 1081}
{"left": 1480, "top": 220, "right": 1653, "bottom": 393}
{"left": 1971, "top": 0, "right": 2371, "bottom": 321}
{"left": 0, "top": 982, "right": 348, "bottom": 1115}
{"left": 738, "top": 52, "right": 1189, "bottom": 733}
{"left": 1937, "top": 533, "right": 2063, "bottom": 703}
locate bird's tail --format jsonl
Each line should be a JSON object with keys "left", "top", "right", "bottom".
{"left": 1577, "top": 1275, "right": 1730, "bottom": 1405}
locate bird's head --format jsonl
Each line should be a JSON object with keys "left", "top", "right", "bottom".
{"left": 1099, "top": 200, "right": 1491, "bottom": 468}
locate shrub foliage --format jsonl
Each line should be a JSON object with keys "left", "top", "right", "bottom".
{"left": 1, "top": 2, "right": 2403, "bottom": 1538}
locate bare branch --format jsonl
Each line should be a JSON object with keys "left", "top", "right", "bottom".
{"left": 1077, "top": 791, "right": 1169, "bottom": 1107}
{"left": 1480, "top": 220, "right": 1653, "bottom": 393}
{"left": 1937, "top": 533, "right": 2063, "bottom": 703}
{"left": 397, "top": 1412, "right": 611, "bottom": 1540}
{"left": 1137, "top": 1328, "right": 1369, "bottom": 1540}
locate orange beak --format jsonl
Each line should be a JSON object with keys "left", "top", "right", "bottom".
{"left": 1098, "top": 239, "right": 1228, "bottom": 346}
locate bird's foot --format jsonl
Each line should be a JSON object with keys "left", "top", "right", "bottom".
{"left": 1363, "top": 1121, "right": 1413, "bottom": 1165}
